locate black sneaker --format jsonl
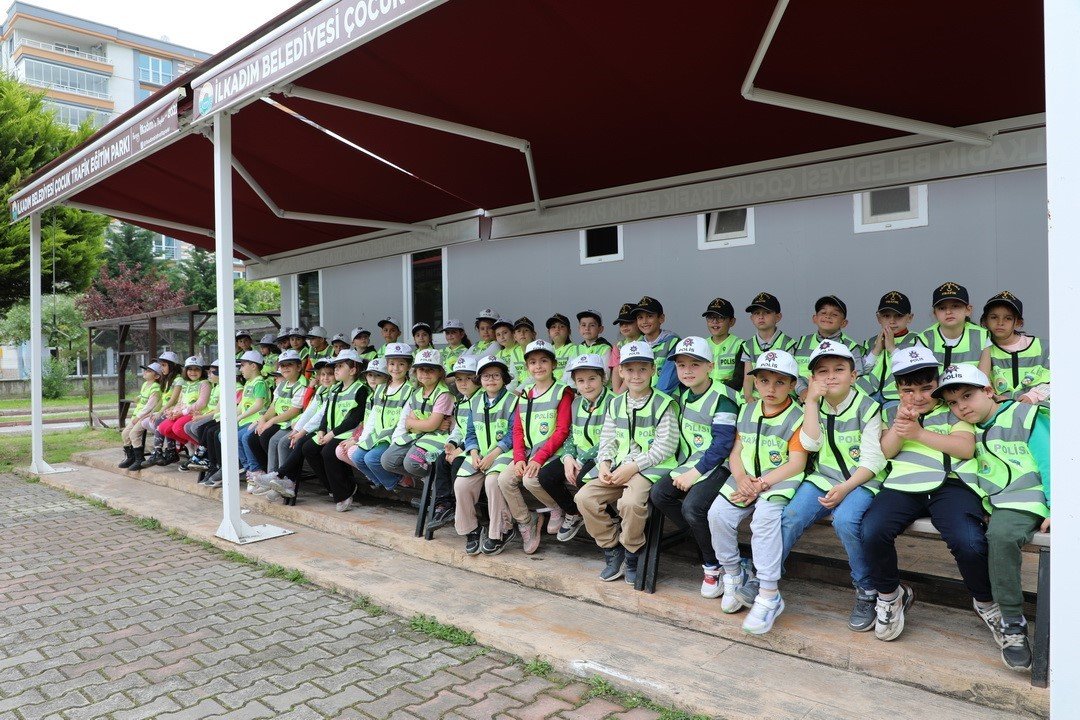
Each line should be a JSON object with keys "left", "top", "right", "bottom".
{"left": 849, "top": 588, "right": 878, "bottom": 632}
{"left": 142, "top": 449, "right": 164, "bottom": 467}
{"left": 481, "top": 530, "right": 513, "bottom": 556}
{"left": 600, "top": 546, "right": 625, "bottom": 581}
{"left": 182, "top": 454, "right": 210, "bottom": 471}
{"left": 465, "top": 527, "right": 484, "bottom": 555}
{"left": 157, "top": 448, "right": 180, "bottom": 466}
{"left": 428, "top": 505, "right": 455, "bottom": 531}
{"left": 624, "top": 550, "right": 640, "bottom": 585}
{"left": 1001, "top": 621, "right": 1032, "bottom": 671}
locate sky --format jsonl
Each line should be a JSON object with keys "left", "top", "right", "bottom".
{"left": 14, "top": 0, "right": 300, "bottom": 54}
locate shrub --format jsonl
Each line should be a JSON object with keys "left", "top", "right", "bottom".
{"left": 41, "top": 358, "right": 70, "bottom": 399}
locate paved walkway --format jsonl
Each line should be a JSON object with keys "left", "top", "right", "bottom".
{"left": 0, "top": 476, "right": 665, "bottom": 720}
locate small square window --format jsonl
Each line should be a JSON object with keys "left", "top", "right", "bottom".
{"left": 697, "top": 207, "right": 755, "bottom": 250}
{"left": 854, "top": 185, "right": 928, "bottom": 233}
{"left": 579, "top": 226, "right": 623, "bottom": 265}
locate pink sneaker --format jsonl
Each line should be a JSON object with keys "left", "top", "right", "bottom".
{"left": 520, "top": 512, "right": 542, "bottom": 555}
{"left": 546, "top": 509, "right": 564, "bottom": 535}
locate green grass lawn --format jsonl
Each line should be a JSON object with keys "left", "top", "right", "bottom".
{"left": 0, "top": 394, "right": 118, "bottom": 412}
{"left": 0, "top": 427, "right": 122, "bottom": 474}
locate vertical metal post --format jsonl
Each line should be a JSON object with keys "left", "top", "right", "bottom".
{"left": 28, "top": 213, "right": 54, "bottom": 474}
{"left": 87, "top": 328, "right": 94, "bottom": 428}
{"left": 188, "top": 311, "right": 195, "bottom": 359}
{"left": 211, "top": 113, "right": 290, "bottom": 545}
{"left": 1047, "top": 0, "right": 1077, "bottom": 704}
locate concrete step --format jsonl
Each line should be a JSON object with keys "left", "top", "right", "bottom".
{"left": 69, "top": 448, "right": 1049, "bottom": 718}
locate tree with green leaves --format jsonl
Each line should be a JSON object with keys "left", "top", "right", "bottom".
{"left": 104, "top": 222, "right": 159, "bottom": 279}
{"left": 174, "top": 247, "right": 217, "bottom": 311}
{"left": 0, "top": 75, "right": 110, "bottom": 312}
{"left": 234, "top": 278, "right": 281, "bottom": 313}
{"left": 0, "top": 293, "right": 84, "bottom": 350}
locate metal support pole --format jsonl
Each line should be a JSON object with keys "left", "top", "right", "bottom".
{"left": 87, "top": 328, "right": 94, "bottom": 429}
{"left": 28, "top": 213, "right": 55, "bottom": 474}
{"left": 1047, "top": 0, "right": 1077, "bottom": 706}
{"left": 211, "top": 113, "right": 291, "bottom": 545}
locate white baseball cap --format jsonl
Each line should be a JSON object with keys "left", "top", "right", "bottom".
{"left": 670, "top": 336, "right": 711, "bottom": 363}
{"left": 238, "top": 350, "right": 264, "bottom": 365}
{"left": 413, "top": 348, "right": 443, "bottom": 368}
{"left": 476, "top": 354, "right": 508, "bottom": 375}
{"left": 140, "top": 361, "right": 165, "bottom": 375}
{"left": 234, "top": 330, "right": 252, "bottom": 339}
{"left": 258, "top": 333, "right": 277, "bottom": 346}
{"left": 183, "top": 355, "right": 204, "bottom": 369}
{"left": 306, "top": 326, "right": 328, "bottom": 340}
{"left": 330, "top": 333, "right": 349, "bottom": 346}
{"left": 366, "top": 358, "right": 389, "bottom": 375}
{"left": 569, "top": 353, "right": 606, "bottom": 375}
{"left": 476, "top": 308, "right": 500, "bottom": 321}
{"left": 440, "top": 318, "right": 465, "bottom": 331}
{"left": 749, "top": 349, "right": 799, "bottom": 379}
{"left": 209, "top": 358, "right": 222, "bottom": 369}
{"left": 275, "top": 327, "right": 291, "bottom": 342}
{"left": 808, "top": 340, "right": 854, "bottom": 370}
{"left": 383, "top": 342, "right": 413, "bottom": 359}
{"left": 157, "top": 351, "right": 181, "bottom": 365}
{"left": 451, "top": 355, "right": 479, "bottom": 375}
{"left": 524, "top": 339, "right": 556, "bottom": 360}
{"left": 619, "top": 342, "right": 655, "bottom": 365}
{"left": 277, "top": 349, "right": 303, "bottom": 364}
{"left": 932, "top": 364, "right": 991, "bottom": 397}
{"left": 377, "top": 316, "right": 402, "bottom": 330}
{"left": 313, "top": 356, "right": 333, "bottom": 369}
{"left": 891, "top": 346, "right": 939, "bottom": 377}
{"left": 289, "top": 327, "right": 307, "bottom": 338}
{"left": 330, "top": 349, "right": 362, "bottom": 364}
{"left": 351, "top": 326, "right": 370, "bottom": 339}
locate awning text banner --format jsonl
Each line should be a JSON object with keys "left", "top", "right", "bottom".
{"left": 191, "top": 0, "right": 445, "bottom": 122}
{"left": 10, "top": 91, "right": 182, "bottom": 222}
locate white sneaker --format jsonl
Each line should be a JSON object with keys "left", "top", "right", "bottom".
{"left": 335, "top": 497, "right": 353, "bottom": 513}
{"left": 245, "top": 482, "right": 257, "bottom": 494}
{"left": 254, "top": 472, "right": 277, "bottom": 489}
{"left": 973, "top": 600, "right": 1005, "bottom": 647}
{"left": 721, "top": 571, "right": 749, "bottom": 613}
{"left": 268, "top": 476, "right": 296, "bottom": 498}
{"left": 701, "top": 566, "right": 723, "bottom": 599}
{"left": 874, "top": 585, "right": 914, "bottom": 642}
{"left": 252, "top": 485, "right": 271, "bottom": 495}
{"left": 743, "top": 592, "right": 784, "bottom": 634}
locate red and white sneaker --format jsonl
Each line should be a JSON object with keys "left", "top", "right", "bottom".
{"left": 701, "top": 566, "right": 723, "bottom": 599}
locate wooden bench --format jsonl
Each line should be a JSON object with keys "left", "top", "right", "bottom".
{"left": 638, "top": 506, "right": 1050, "bottom": 688}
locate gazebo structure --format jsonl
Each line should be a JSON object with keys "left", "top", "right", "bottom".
{"left": 10, "top": 0, "right": 1076, "bottom": 708}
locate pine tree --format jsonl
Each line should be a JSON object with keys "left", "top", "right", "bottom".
{"left": 176, "top": 247, "right": 217, "bottom": 311}
{"left": 104, "top": 223, "right": 158, "bottom": 279}
{"left": 0, "top": 75, "right": 109, "bottom": 312}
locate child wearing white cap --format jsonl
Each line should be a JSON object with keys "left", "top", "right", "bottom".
{"left": 455, "top": 355, "right": 518, "bottom": 556}
{"left": 861, "top": 347, "right": 997, "bottom": 645}
{"left": 472, "top": 308, "right": 500, "bottom": 356}
{"left": 351, "top": 344, "right": 414, "bottom": 491}
{"left": 497, "top": 340, "right": 576, "bottom": 555}
{"left": 707, "top": 349, "right": 807, "bottom": 634}
{"left": 935, "top": 364, "right": 1050, "bottom": 671}
{"left": 381, "top": 348, "right": 456, "bottom": 491}
{"left": 425, "top": 355, "right": 482, "bottom": 528}
{"left": 577, "top": 342, "right": 679, "bottom": 584}
{"left": 649, "top": 337, "right": 740, "bottom": 597}
{"left": 118, "top": 361, "right": 165, "bottom": 471}
{"left": 524, "top": 353, "right": 611, "bottom": 543}
{"left": 247, "top": 350, "right": 308, "bottom": 484}
{"left": 231, "top": 351, "right": 272, "bottom": 486}
{"left": 439, "top": 319, "right": 472, "bottom": 375}
{"left": 778, "top": 340, "right": 886, "bottom": 633}
{"left": 156, "top": 357, "right": 211, "bottom": 466}
{"left": 140, "top": 351, "right": 184, "bottom": 466}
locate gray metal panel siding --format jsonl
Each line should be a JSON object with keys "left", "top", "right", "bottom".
{"left": 318, "top": 169, "right": 1048, "bottom": 344}
{"left": 318, "top": 256, "right": 403, "bottom": 336}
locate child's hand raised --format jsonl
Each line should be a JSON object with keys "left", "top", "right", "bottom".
{"left": 805, "top": 380, "right": 828, "bottom": 404}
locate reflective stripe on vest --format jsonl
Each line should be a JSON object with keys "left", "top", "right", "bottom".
{"left": 520, "top": 382, "right": 567, "bottom": 454}
{"left": 919, "top": 323, "right": 987, "bottom": 368}
{"left": 262, "top": 353, "right": 279, "bottom": 376}
{"left": 571, "top": 389, "right": 610, "bottom": 455}
{"left": 397, "top": 383, "right": 453, "bottom": 451}
{"left": 553, "top": 344, "right": 576, "bottom": 375}
{"left": 206, "top": 384, "right": 220, "bottom": 414}
{"left": 745, "top": 331, "right": 793, "bottom": 364}
{"left": 133, "top": 380, "right": 161, "bottom": 415}
{"left": 720, "top": 399, "right": 804, "bottom": 507}
{"left": 882, "top": 404, "right": 974, "bottom": 493}
{"left": 364, "top": 381, "right": 412, "bottom": 447}
{"left": 671, "top": 381, "right": 731, "bottom": 476}
{"left": 457, "top": 389, "right": 518, "bottom": 477}
{"left": 452, "top": 392, "right": 474, "bottom": 438}
{"left": 975, "top": 402, "right": 1048, "bottom": 517}
{"left": 442, "top": 345, "right": 467, "bottom": 375}
{"left": 708, "top": 335, "right": 745, "bottom": 384}
{"left": 807, "top": 390, "right": 883, "bottom": 494}
{"left": 328, "top": 379, "right": 365, "bottom": 439}
{"left": 180, "top": 379, "right": 207, "bottom": 406}
{"left": 989, "top": 337, "right": 1050, "bottom": 401}
{"left": 792, "top": 332, "right": 859, "bottom": 380}
{"left": 273, "top": 376, "right": 308, "bottom": 427}
{"left": 612, "top": 390, "right": 678, "bottom": 482}
{"left": 855, "top": 333, "right": 922, "bottom": 401}
{"left": 238, "top": 377, "right": 268, "bottom": 426}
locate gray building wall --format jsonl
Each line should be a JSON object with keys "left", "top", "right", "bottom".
{"left": 294, "top": 168, "right": 1048, "bottom": 347}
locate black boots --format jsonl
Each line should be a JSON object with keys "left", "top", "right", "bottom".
{"left": 118, "top": 446, "right": 136, "bottom": 469}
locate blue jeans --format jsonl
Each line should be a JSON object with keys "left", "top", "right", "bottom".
{"left": 781, "top": 482, "right": 875, "bottom": 591}
{"left": 351, "top": 443, "right": 399, "bottom": 489}
{"left": 236, "top": 424, "right": 259, "bottom": 471}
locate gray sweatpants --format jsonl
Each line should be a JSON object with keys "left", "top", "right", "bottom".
{"left": 708, "top": 495, "right": 785, "bottom": 591}
{"left": 380, "top": 441, "right": 431, "bottom": 480}
{"left": 266, "top": 429, "right": 296, "bottom": 473}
